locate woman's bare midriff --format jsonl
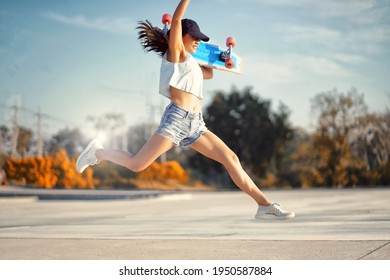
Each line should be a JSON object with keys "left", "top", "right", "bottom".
{"left": 169, "top": 86, "right": 201, "bottom": 113}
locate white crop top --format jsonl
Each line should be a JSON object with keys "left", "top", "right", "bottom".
{"left": 159, "top": 52, "right": 204, "bottom": 99}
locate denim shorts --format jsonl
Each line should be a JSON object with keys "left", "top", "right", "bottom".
{"left": 155, "top": 102, "right": 208, "bottom": 147}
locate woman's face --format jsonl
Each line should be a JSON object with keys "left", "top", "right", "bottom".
{"left": 183, "top": 33, "right": 201, "bottom": 54}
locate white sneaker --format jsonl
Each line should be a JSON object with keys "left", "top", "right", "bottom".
{"left": 255, "top": 203, "right": 295, "bottom": 220}
{"left": 76, "top": 139, "right": 104, "bottom": 173}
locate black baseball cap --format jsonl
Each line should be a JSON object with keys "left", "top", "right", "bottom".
{"left": 182, "top": 19, "right": 209, "bottom": 42}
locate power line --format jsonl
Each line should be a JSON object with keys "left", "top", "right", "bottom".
{"left": 0, "top": 103, "right": 78, "bottom": 128}
{"left": 0, "top": 103, "right": 79, "bottom": 158}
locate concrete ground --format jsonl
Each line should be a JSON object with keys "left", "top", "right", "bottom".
{"left": 0, "top": 186, "right": 389, "bottom": 260}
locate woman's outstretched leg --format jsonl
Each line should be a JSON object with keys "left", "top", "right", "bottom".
{"left": 190, "top": 131, "right": 271, "bottom": 205}
{"left": 77, "top": 134, "right": 174, "bottom": 173}
{"left": 191, "top": 131, "right": 294, "bottom": 219}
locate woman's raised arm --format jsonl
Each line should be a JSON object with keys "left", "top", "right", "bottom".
{"left": 167, "top": 0, "right": 190, "bottom": 62}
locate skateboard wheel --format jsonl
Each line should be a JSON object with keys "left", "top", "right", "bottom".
{"left": 226, "top": 37, "right": 236, "bottom": 48}
{"left": 162, "top": 13, "right": 171, "bottom": 24}
{"left": 225, "top": 58, "right": 234, "bottom": 69}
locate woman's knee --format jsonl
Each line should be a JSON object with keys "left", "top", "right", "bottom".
{"left": 222, "top": 150, "right": 240, "bottom": 167}
{"left": 125, "top": 161, "right": 149, "bottom": 173}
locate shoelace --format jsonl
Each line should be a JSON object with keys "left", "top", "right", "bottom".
{"left": 271, "top": 203, "right": 284, "bottom": 214}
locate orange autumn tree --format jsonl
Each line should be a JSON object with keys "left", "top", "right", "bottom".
{"left": 5, "top": 149, "right": 96, "bottom": 189}
{"left": 5, "top": 155, "right": 57, "bottom": 188}
{"left": 51, "top": 149, "right": 96, "bottom": 189}
{"left": 137, "top": 160, "right": 189, "bottom": 183}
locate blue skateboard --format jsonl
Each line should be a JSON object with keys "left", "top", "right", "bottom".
{"left": 161, "top": 14, "right": 241, "bottom": 74}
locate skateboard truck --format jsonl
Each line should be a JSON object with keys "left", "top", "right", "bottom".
{"left": 162, "top": 13, "right": 171, "bottom": 35}
{"left": 220, "top": 37, "right": 236, "bottom": 69}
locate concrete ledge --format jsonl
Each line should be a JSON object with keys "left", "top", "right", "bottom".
{"left": 0, "top": 186, "right": 170, "bottom": 200}
{"left": 0, "top": 196, "right": 38, "bottom": 203}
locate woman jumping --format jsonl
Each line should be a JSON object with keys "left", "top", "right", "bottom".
{"left": 76, "top": 0, "right": 294, "bottom": 220}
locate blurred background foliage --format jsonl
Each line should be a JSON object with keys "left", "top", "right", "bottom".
{"left": 1, "top": 87, "right": 389, "bottom": 190}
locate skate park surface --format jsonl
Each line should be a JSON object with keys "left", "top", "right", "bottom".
{"left": 0, "top": 186, "right": 389, "bottom": 260}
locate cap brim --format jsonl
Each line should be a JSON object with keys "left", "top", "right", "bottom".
{"left": 190, "top": 31, "right": 209, "bottom": 42}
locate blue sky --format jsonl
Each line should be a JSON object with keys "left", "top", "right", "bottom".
{"left": 1, "top": 0, "right": 389, "bottom": 139}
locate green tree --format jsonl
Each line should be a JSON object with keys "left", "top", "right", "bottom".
{"left": 190, "top": 87, "right": 292, "bottom": 187}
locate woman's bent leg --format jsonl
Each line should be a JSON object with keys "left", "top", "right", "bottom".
{"left": 96, "top": 134, "right": 175, "bottom": 172}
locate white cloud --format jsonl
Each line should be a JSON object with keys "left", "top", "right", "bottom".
{"left": 241, "top": 52, "right": 352, "bottom": 93}
{"left": 346, "top": 25, "right": 390, "bottom": 54}
{"left": 276, "top": 22, "right": 390, "bottom": 57}
{"left": 44, "top": 12, "right": 134, "bottom": 36}
{"left": 279, "top": 24, "right": 342, "bottom": 48}
{"left": 330, "top": 53, "right": 366, "bottom": 65}
{"left": 252, "top": 0, "right": 375, "bottom": 18}
{"left": 221, "top": 0, "right": 390, "bottom": 25}
{"left": 309, "top": 0, "right": 374, "bottom": 18}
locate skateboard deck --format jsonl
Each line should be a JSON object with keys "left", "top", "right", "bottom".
{"left": 192, "top": 41, "right": 241, "bottom": 74}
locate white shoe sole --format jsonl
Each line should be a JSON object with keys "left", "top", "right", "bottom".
{"left": 255, "top": 212, "right": 295, "bottom": 220}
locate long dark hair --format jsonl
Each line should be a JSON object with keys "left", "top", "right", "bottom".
{"left": 137, "top": 20, "right": 168, "bottom": 57}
